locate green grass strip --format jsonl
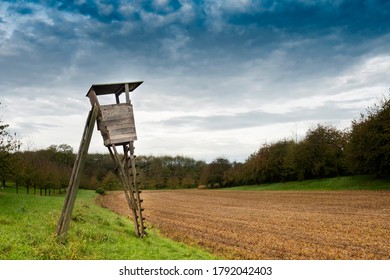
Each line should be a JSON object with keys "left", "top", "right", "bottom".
{"left": 226, "top": 175, "right": 390, "bottom": 191}
{"left": 0, "top": 189, "right": 216, "bottom": 260}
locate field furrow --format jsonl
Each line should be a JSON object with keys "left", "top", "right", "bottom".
{"left": 99, "top": 190, "right": 390, "bottom": 259}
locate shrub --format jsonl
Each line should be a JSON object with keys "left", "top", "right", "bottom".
{"left": 95, "top": 188, "right": 105, "bottom": 195}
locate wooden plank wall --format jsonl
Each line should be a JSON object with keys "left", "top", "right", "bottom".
{"left": 99, "top": 103, "right": 137, "bottom": 146}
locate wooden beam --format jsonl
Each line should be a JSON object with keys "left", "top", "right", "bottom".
{"left": 56, "top": 105, "right": 98, "bottom": 241}
{"left": 125, "top": 83, "right": 130, "bottom": 104}
{"left": 87, "top": 89, "right": 100, "bottom": 107}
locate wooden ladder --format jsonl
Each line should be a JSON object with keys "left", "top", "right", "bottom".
{"left": 107, "top": 141, "right": 146, "bottom": 237}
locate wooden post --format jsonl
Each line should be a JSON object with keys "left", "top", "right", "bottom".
{"left": 56, "top": 105, "right": 98, "bottom": 241}
{"left": 125, "top": 83, "right": 130, "bottom": 104}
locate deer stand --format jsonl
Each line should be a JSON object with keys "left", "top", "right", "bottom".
{"left": 56, "top": 82, "right": 146, "bottom": 241}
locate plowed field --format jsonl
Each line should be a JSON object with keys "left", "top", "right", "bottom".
{"left": 99, "top": 190, "right": 390, "bottom": 259}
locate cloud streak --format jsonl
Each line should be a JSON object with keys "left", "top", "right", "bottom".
{"left": 159, "top": 103, "right": 355, "bottom": 130}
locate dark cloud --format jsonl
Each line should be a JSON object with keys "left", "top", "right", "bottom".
{"left": 226, "top": 0, "right": 390, "bottom": 36}
{"left": 56, "top": 0, "right": 124, "bottom": 23}
{"left": 140, "top": 0, "right": 183, "bottom": 15}
{"left": 2, "top": 0, "right": 388, "bottom": 74}
{"left": 1, "top": 0, "right": 387, "bottom": 100}
{"left": 13, "top": 6, "right": 34, "bottom": 15}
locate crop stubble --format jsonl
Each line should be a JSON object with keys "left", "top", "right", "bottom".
{"left": 99, "top": 190, "right": 390, "bottom": 259}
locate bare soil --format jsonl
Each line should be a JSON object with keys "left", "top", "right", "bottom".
{"left": 98, "top": 189, "right": 390, "bottom": 259}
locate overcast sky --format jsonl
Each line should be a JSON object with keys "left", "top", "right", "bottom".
{"left": 1, "top": 0, "right": 389, "bottom": 162}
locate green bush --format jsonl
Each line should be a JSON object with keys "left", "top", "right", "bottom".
{"left": 95, "top": 188, "right": 105, "bottom": 195}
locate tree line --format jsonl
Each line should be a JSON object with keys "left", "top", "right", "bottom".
{"left": 0, "top": 142, "right": 207, "bottom": 192}
{"left": 209, "top": 97, "right": 389, "bottom": 187}
{"left": 0, "top": 96, "right": 389, "bottom": 192}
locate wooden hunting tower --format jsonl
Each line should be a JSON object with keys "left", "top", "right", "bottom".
{"left": 87, "top": 82, "right": 141, "bottom": 146}
{"left": 56, "top": 81, "right": 146, "bottom": 241}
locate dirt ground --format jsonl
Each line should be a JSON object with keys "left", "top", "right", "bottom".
{"left": 98, "top": 189, "right": 390, "bottom": 260}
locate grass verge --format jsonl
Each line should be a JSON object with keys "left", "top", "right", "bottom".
{"left": 0, "top": 188, "right": 216, "bottom": 260}
{"left": 226, "top": 175, "right": 390, "bottom": 191}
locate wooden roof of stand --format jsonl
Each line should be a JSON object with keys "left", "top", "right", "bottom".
{"left": 86, "top": 81, "right": 143, "bottom": 96}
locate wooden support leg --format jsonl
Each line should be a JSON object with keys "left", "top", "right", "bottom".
{"left": 56, "top": 105, "right": 98, "bottom": 241}
{"left": 109, "top": 144, "right": 141, "bottom": 237}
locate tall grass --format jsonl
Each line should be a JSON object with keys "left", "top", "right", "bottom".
{"left": 0, "top": 188, "right": 216, "bottom": 260}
